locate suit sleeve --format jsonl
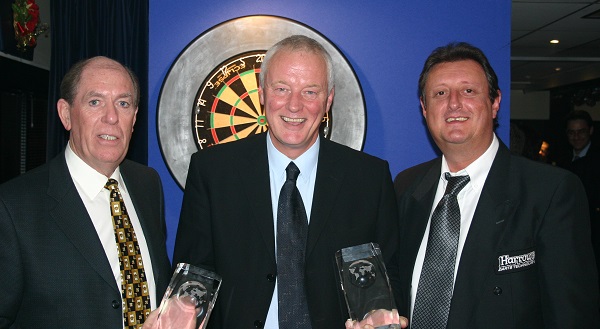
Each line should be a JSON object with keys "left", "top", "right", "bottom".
{"left": 0, "top": 197, "right": 23, "bottom": 328}
{"left": 538, "top": 172, "right": 600, "bottom": 326}
{"left": 172, "top": 153, "right": 216, "bottom": 272}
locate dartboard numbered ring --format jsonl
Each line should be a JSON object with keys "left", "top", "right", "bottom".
{"left": 157, "top": 15, "right": 366, "bottom": 188}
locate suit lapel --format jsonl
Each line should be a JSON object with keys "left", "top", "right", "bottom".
{"left": 409, "top": 160, "right": 442, "bottom": 247}
{"left": 121, "top": 161, "right": 167, "bottom": 289}
{"left": 46, "top": 154, "right": 118, "bottom": 293}
{"left": 399, "top": 160, "right": 440, "bottom": 314}
{"left": 305, "top": 139, "right": 346, "bottom": 259}
{"left": 448, "top": 143, "right": 518, "bottom": 326}
{"left": 239, "top": 135, "right": 277, "bottom": 258}
{"left": 407, "top": 158, "right": 442, "bottom": 249}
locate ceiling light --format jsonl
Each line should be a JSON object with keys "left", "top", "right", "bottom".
{"left": 550, "top": 39, "right": 560, "bottom": 44}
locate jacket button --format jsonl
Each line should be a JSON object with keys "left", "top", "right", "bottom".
{"left": 112, "top": 300, "right": 120, "bottom": 309}
{"left": 266, "top": 273, "right": 276, "bottom": 282}
{"left": 493, "top": 287, "right": 502, "bottom": 295}
{"left": 254, "top": 320, "right": 264, "bottom": 328}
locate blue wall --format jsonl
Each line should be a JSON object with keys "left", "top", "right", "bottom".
{"left": 148, "top": 0, "right": 511, "bottom": 257}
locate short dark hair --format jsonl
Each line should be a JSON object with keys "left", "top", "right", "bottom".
{"left": 418, "top": 42, "right": 500, "bottom": 106}
{"left": 60, "top": 56, "right": 140, "bottom": 107}
{"left": 565, "top": 109, "right": 593, "bottom": 128}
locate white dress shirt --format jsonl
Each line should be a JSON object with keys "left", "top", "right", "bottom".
{"left": 410, "top": 134, "right": 499, "bottom": 318}
{"left": 65, "top": 143, "right": 157, "bottom": 323}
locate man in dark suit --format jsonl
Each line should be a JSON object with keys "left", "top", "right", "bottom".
{"left": 562, "top": 109, "right": 597, "bottom": 164}
{"left": 560, "top": 109, "right": 600, "bottom": 297}
{"left": 172, "top": 35, "right": 399, "bottom": 329}
{"left": 394, "top": 43, "right": 599, "bottom": 328}
{"left": 0, "top": 57, "right": 171, "bottom": 328}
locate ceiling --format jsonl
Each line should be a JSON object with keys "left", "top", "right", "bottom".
{"left": 5, "top": 1, "right": 599, "bottom": 94}
{"left": 511, "top": 0, "right": 600, "bottom": 92}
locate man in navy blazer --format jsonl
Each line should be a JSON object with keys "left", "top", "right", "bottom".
{"left": 173, "top": 35, "right": 399, "bottom": 329}
{"left": 394, "top": 43, "right": 599, "bottom": 328}
{"left": 0, "top": 57, "right": 171, "bottom": 328}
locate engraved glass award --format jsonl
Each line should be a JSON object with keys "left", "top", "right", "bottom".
{"left": 336, "top": 242, "right": 399, "bottom": 329}
{"left": 155, "top": 263, "right": 221, "bottom": 329}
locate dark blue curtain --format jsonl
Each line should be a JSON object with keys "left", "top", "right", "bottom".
{"left": 47, "top": 0, "right": 149, "bottom": 164}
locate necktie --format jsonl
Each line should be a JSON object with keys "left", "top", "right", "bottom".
{"left": 105, "top": 179, "right": 151, "bottom": 329}
{"left": 277, "top": 162, "right": 312, "bottom": 328}
{"left": 411, "top": 173, "right": 470, "bottom": 329}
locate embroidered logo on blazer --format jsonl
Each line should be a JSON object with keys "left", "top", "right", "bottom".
{"left": 496, "top": 249, "right": 535, "bottom": 274}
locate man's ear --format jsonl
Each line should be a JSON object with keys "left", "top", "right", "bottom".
{"left": 491, "top": 90, "right": 502, "bottom": 119}
{"left": 57, "top": 99, "right": 72, "bottom": 131}
{"left": 132, "top": 107, "right": 138, "bottom": 132}
{"left": 325, "top": 87, "right": 335, "bottom": 113}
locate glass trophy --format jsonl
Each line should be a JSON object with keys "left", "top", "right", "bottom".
{"left": 156, "top": 263, "right": 222, "bottom": 329}
{"left": 336, "top": 242, "right": 400, "bottom": 329}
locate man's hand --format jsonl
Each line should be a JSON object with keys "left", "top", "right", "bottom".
{"left": 143, "top": 296, "right": 200, "bottom": 329}
{"left": 344, "top": 309, "right": 408, "bottom": 329}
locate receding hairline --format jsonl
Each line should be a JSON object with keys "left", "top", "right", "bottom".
{"left": 75, "top": 56, "right": 140, "bottom": 106}
{"left": 82, "top": 56, "right": 130, "bottom": 76}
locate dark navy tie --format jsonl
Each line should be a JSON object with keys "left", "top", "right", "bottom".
{"left": 277, "top": 162, "right": 311, "bottom": 328}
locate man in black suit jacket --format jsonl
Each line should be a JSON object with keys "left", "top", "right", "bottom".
{"left": 559, "top": 109, "right": 597, "bottom": 166}
{"left": 172, "top": 35, "right": 399, "bottom": 329}
{"left": 0, "top": 57, "right": 171, "bottom": 328}
{"left": 393, "top": 43, "right": 599, "bottom": 328}
{"left": 559, "top": 109, "right": 600, "bottom": 298}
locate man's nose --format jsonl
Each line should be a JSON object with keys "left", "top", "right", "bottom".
{"left": 448, "top": 91, "right": 462, "bottom": 110}
{"left": 288, "top": 92, "right": 302, "bottom": 112}
{"left": 103, "top": 103, "right": 119, "bottom": 124}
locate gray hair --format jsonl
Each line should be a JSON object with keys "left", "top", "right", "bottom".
{"left": 259, "top": 35, "right": 334, "bottom": 93}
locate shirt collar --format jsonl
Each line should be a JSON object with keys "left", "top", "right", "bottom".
{"left": 574, "top": 141, "right": 591, "bottom": 158}
{"left": 441, "top": 133, "right": 499, "bottom": 192}
{"left": 65, "top": 142, "right": 123, "bottom": 199}
{"left": 266, "top": 132, "right": 319, "bottom": 183}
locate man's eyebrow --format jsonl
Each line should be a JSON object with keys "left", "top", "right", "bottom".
{"left": 83, "top": 91, "right": 132, "bottom": 99}
{"left": 84, "top": 91, "right": 105, "bottom": 98}
{"left": 116, "top": 92, "right": 133, "bottom": 99}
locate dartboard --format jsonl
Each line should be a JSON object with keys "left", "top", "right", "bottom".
{"left": 157, "top": 15, "right": 364, "bottom": 188}
{"left": 192, "top": 51, "right": 331, "bottom": 150}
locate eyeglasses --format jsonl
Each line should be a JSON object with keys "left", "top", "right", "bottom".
{"left": 566, "top": 128, "right": 590, "bottom": 137}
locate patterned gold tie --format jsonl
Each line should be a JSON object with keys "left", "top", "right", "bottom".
{"left": 105, "top": 178, "right": 151, "bottom": 329}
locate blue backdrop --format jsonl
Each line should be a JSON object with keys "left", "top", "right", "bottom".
{"left": 148, "top": 0, "right": 512, "bottom": 257}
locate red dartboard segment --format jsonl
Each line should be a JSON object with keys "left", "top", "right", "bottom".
{"left": 195, "top": 52, "right": 267, "bottom": 149}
